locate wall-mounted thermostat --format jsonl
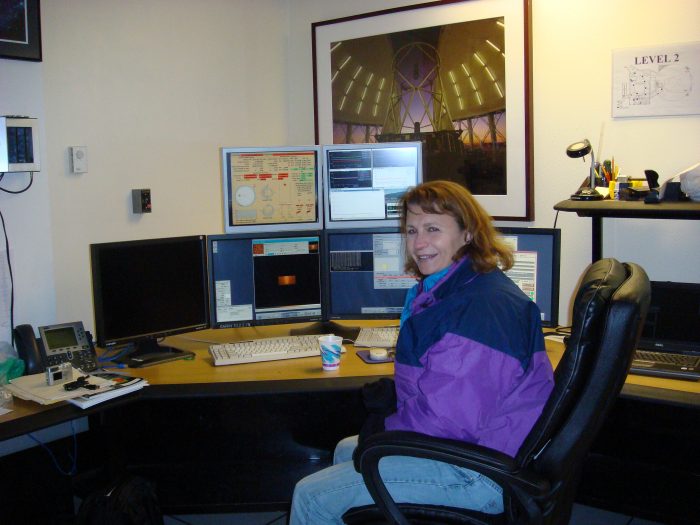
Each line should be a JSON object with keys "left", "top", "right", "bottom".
{"left": 0, "top": 116, "right": 40, "bottom": 173}
{"left": 70, "top": 146, "right": 88, "bottom": 173}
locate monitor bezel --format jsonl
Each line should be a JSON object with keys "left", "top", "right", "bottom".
{"left": 90, "top": 235, "right": 210, "bottom": 349}
{"left": 322, "top": 141, "right": 423, "bottom": 230}
{"left": 207, "top": 230, "right": 325, "bottom": 329}
{"left": 497, "top": 226, "right": 561, "bottom": 327}
{"left": 220, "top": 145, "right": 323, "bottom": 234}
{"left": 323, "top": 227, "right": 413, "bottom": 322}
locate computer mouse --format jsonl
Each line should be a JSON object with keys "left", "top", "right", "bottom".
{"left": 368, "top": 348, "right": 389, "bottom": 361}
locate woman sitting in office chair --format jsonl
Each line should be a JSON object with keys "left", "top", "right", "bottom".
{"left": 290, "top": 180, "right": 554, "bottom": 524}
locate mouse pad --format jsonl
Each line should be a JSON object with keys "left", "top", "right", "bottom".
{"left": 356, "top": 350, "right": 394, "bottom": 364}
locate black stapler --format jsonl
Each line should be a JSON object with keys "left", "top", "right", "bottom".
{"left": 644, "top": 169, "right": 660, "bottom": 204}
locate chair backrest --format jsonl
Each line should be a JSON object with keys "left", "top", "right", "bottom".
{"left": 515, "top": 258, "right": 650, "bottom": 523}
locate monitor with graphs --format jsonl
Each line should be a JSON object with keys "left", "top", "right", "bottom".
{"left": 221, "top": 146, "right": 322, "bottom": 233}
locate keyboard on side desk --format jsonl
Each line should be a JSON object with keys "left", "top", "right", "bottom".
{"left": 210, "top": 334, "right": 343, "bottom": 366}
{"left": 354, "top": 326, "right": 399, "bottom": 348}
{"left": 630, "top": 350, "right": 700, "bottom": 381}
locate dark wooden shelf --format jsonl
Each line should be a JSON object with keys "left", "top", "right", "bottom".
{"left": 553, "top": 199, "right": 700, "bottom": 261}
{"left": 554, "top": 199, "right": 700, "bottom": 220}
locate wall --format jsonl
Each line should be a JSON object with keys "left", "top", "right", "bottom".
{"left": 287, "top": 0, "right": 700, "bottom": 323}
{"left": 531, "top": 0, "right": 700, "bottom": 317}
{"left": 19, "top": 0, "right": 287, "bottom": 333}
{"left": 0, "top": 58, "right": 55, "bottom": 339}
{"left": 1, "top": 0, "right": 699, "bottom": 341}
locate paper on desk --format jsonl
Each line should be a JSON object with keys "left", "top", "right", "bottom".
{"left": 5, "top": 367, "right": 113, "bottom": 405}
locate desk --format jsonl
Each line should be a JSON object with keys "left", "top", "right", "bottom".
{"left": 553, "top": 199, "right": 700, "bottom": 261}
{"left": 3, "top": 327, "right": 697, "bottom": 439}
{"left": 1, "top": 325, "right": 699, "bottom": 522}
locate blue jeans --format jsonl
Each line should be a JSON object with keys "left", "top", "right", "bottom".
{"left": 289, "top": 435, "right": 503, "bottom": 525}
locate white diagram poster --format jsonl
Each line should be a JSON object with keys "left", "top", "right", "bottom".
{"left": 612, "top": 41, "right": 700, "bottom": 117}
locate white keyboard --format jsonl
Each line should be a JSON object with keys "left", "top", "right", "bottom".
{"left": 210, "top": 334, "right": 340, "bottom": 366}
{"left": 354, "top": 326, "right": 400, "bottom": 348}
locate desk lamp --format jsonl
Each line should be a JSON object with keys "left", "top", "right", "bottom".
{"left": 566, "top": 139, "right": 603, "bottom": 201}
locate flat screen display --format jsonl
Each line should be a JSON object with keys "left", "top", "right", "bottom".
{"left": 325, "top": 228, "right": 417, "bottom": 320}
{"left": 90, "top": 235, "right": 210, "bottom": 348}
{"left": 323, "top": 142, "right": 422, "bottom": 229}
{"left": 221, "top": 146, "right": 322, "bottom": 233}
{"left": 497, "top": 227, "right": 561, "bottom": 327}
{"left": 208, "top": 232, "right": 323, "bottom": 328}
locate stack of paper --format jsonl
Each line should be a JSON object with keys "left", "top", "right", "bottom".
{"left": 68, "top": 371, "right": 147, "bottom": 409}
{"left": 5, "top": 368, "right": 147, "bottom": 408}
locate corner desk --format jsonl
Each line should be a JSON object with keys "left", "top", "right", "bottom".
{"left": 1, "top": 323, "right": 698, "bottom": 523}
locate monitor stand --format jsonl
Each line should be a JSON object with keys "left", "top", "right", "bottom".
{"left": 115, "top": 338, "right": 194, "bottom": 368}
{"left": 289, "top": 321, "right": 361, "bottom": 342}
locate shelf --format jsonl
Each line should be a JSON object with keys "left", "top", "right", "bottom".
{"left": 554, "top": 199, "right": 700, "bottom": 220}
{"left": 553, "top": 199, "right": 700, "bottom": 261}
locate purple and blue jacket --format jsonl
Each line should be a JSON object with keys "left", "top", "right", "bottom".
{"left": 384, "top": 257, "right": 554, "bottom": 457}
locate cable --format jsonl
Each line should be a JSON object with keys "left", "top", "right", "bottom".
{"left": 0, "top": 171, "right": 34, "bottom": 194}
{"left": 552, "top": 209, "right": 560, "bottom": 230}
{"left": 0, "top": 207, "right": 14, "bottom": 346}
{"left": 27, "top": 419, "right": 79, "bottom": 476}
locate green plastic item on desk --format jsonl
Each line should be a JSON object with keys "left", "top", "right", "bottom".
{"left": 0, "top": 356, "right": 25, "bottom": 384}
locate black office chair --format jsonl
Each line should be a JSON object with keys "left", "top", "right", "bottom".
{"left": 342, "top": 258, "right": 651, "bottom": 525}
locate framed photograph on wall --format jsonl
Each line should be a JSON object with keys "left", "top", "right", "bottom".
{"left": 312, "top": 0, "right": 534, "bottom": 220}
{"left": 0, "top": 0, "right": 42, "bottom": 62}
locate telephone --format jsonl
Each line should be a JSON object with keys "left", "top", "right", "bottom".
{"left": 13, "top": 321, "right": 97, "bottom": 375}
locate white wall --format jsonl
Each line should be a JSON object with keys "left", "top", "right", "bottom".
{"left": 39, "top": 0, "right": 289, "bottom": 330}
{"left": 1, "top": 0, "right": 698, "bottom": 340}
{"left": 531, "top": 0, "right": 700, "bottom": 318}
{"left": 0, "top": 59, "right": 55, "bottom": 339}
{"left": 288, "top": 0, "right": 700, "bottom": 323}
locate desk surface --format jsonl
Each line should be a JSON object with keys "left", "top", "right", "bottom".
{"left": 2, "top": 324, "right": 699, "bottom": 441}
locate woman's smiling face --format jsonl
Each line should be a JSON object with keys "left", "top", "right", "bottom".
{"left": 405, "top": 204, "right": 470, "bottom": 276}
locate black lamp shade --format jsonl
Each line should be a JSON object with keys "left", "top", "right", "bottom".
{"left": 566, "top": 139, "right": 592, "bottom": 159}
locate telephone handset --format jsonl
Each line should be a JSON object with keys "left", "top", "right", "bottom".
{"left": 13, "top": 321, "right": 97, "bottom": 375}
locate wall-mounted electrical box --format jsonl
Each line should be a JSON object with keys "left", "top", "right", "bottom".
{"left": 0, "top": 116, "right": 40, "bottom": 173}
{"left": 132, "top": 189, "right": 152, "bottom": 213}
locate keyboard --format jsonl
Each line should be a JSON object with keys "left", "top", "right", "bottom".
{"left": 630, "top": 350, "right": 700, "bottom": 381}
{"left": 210, "top": 334, "right": 336, "bottom": 366}
{"left": 354, "top": 326, "right": 399, "bottom": 348}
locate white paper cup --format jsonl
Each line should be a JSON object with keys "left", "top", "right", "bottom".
{"left": 318, "top": 334, "right": 343, "bottom": 371}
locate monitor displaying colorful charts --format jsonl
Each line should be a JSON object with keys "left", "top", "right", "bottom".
{"left": 221, "top": 146, "right": 322, "bottom": 233}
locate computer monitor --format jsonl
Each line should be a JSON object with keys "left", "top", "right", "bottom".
{"left": 324, "top": 228, "right": 417, "bottom": 322}
{"left": 221, "top": 146, "right": 323, "bottom": 233}
{"left": 323, "top": 142, "right": 422, "bottom": 229}
{"left": 207, "top": 232, "right": 324, "bottom": 329}
{"left": 497, "top": 227, "right": 561, "bottom": 327}
{"left": 90, "top": 235, "right": 209, "bottom": 365}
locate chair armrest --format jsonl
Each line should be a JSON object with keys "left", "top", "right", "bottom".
{"left": 353, "top": 431, "right": 551, "bottom": 525}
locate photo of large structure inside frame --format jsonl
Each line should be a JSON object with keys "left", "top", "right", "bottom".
{"left": 330, "top": 17, "right": 507, "bottom": 195}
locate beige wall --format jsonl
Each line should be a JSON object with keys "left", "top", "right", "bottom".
{"left": 0, "top": 0, "right": 699, "bottom": 341}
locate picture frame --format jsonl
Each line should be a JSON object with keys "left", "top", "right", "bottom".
{"left": 312, "top": 0, "right": 533, "bottom": 221}
{"left": 0, "top": 0, "right": 42, "bottom": 62}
